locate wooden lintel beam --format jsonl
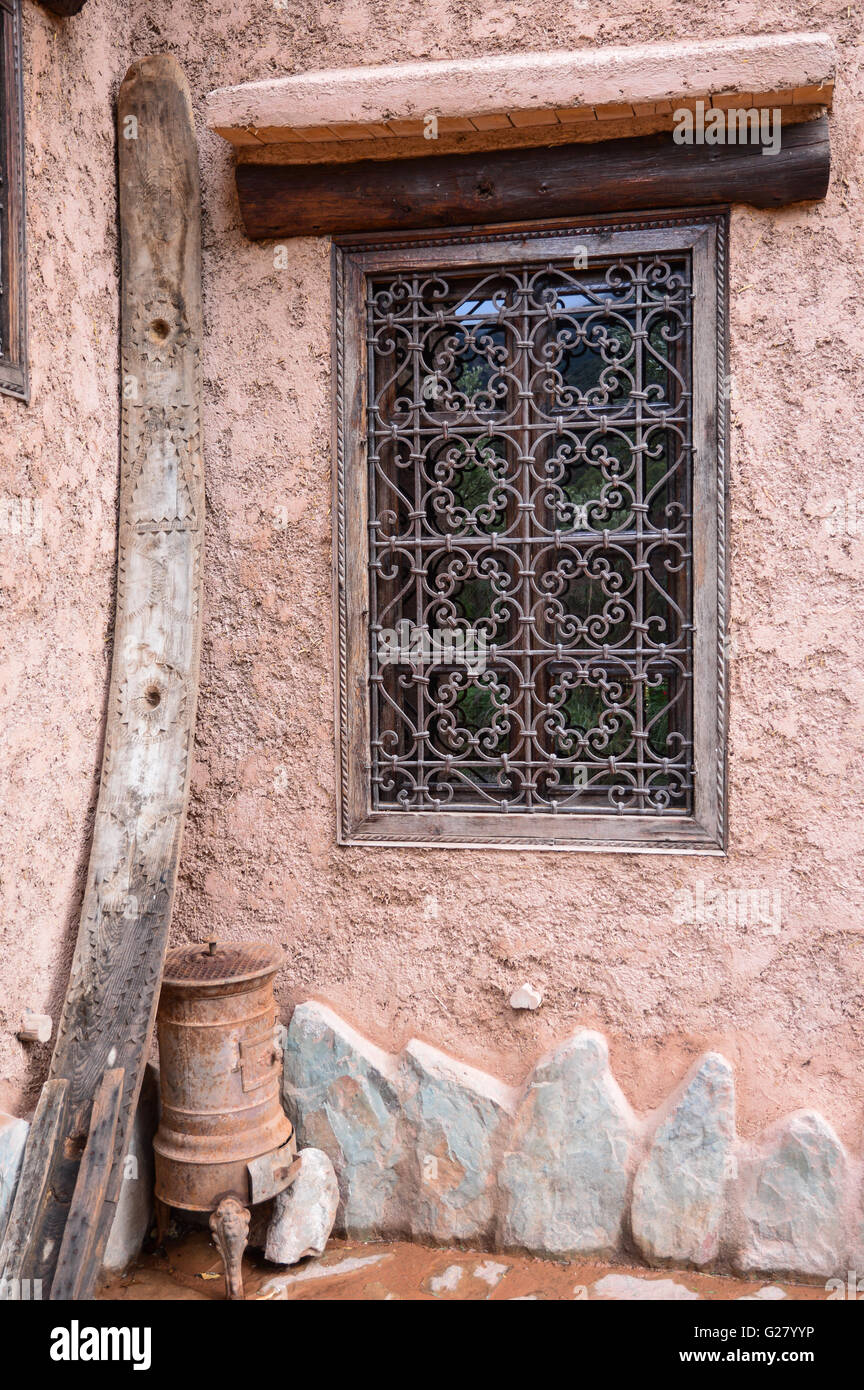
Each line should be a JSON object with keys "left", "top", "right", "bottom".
{"left": 235, "top": 115, "right": 830, "bottom": 240}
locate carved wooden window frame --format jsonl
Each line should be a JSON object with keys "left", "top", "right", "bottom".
{"left": 333, "top": 212, "right": 728, "bottom": 853}
{"left": 0, "top": 0, "right": 28, "bottom": 401}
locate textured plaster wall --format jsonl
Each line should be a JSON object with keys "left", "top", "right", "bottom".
{"left": 2, "top": 1, "right": 863, "bottom": 1150}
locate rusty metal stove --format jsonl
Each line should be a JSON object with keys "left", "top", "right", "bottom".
{"left": 153, "top": 940, "right": 297, "bottom": 1299}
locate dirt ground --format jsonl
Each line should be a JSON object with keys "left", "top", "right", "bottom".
{"left": 97, "top": 1231, "right": 833, "bottom": 1302}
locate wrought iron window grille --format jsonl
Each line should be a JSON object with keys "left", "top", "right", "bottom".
{"left": 335, "top": 213, "right": 727, "bottom": 852}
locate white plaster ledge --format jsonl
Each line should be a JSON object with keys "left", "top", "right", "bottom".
{"left": 207, "top": 32, "right": 835, "bottom": 151}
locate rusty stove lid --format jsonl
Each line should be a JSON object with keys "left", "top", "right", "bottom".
{"left": 162, "top": 940, "right": 283, "bottom": 989}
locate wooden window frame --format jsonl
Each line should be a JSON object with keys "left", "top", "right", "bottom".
{"left": 333, "top": 211, "right": 728, "bottom": 853}
{"left": 0, "top": 0, "right": 28, "bottom": 402}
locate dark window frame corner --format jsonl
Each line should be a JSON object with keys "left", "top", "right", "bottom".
{"left": 0, "top": 0, "right": 29, "bottom": 403}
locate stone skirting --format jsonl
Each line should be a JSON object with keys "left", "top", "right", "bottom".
{"left": 283, "top": 1001, "right": 861, "bottom": 1282}
{"left": 0, "top": 1010, "right": 858, "bottom": 1284}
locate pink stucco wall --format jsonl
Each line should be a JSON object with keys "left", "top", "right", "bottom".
{"left": 2, "top": 0, "right": 863, "bottom": 1147}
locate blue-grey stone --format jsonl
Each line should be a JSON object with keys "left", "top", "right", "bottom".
{"left": 735, "top": 1110, "right": 849, "bottom": 1279}
{"left": 632, "top": 1053, "right": 735, "bottom": 1266}
{"left": 0, "top": 1113, "right": 29, "bottom": 1243}
{"left": 283, "top": 1000, "right": 406, "bottom": 1238}
{"left": 401, "top": 1039, "right": 517, "bottom": 1244}
{"left": 498, "top": 1030, "right": 639, "bottom": 1257}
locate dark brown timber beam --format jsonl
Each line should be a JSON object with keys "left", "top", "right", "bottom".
{"left": 39, "top": 1, "right": 89, "bottom": 14}
{"left": 236, "top": 114, "right": 830, "bottom": 240}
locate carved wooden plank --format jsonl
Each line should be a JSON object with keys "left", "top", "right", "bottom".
{"left": 0, "top": 1080, "right": 70, "bottom": 1290}
{"left": 236, "top": 115, "right": 830, "bottom": 239}
{"left": 0, "top": 54, "right": 204, "bottom": 1300}
{"left": 50, "top": 1069, "right": 125, "bottom": 1301}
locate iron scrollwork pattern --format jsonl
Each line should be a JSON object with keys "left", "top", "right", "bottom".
{"left": 366, "top": 251, "right": 695, "bottom": 816}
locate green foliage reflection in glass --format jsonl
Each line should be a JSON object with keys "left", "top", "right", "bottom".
{"left": 646, "top": 678, "right": 671, "bottom": 753}
{"left": 560, "top": 684, "right": 630, "bottom": 757}
{"left": 425, "top": 318, "right": 506, "bottom": 403}
{"left": 455, "top": 682, "right": 505, "bottom": 743}
{"left": 439, "top": 671, "right": 677, "bottom": 776}
{"left": 435, "top": 435, "right": 508, "bottom": 535}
